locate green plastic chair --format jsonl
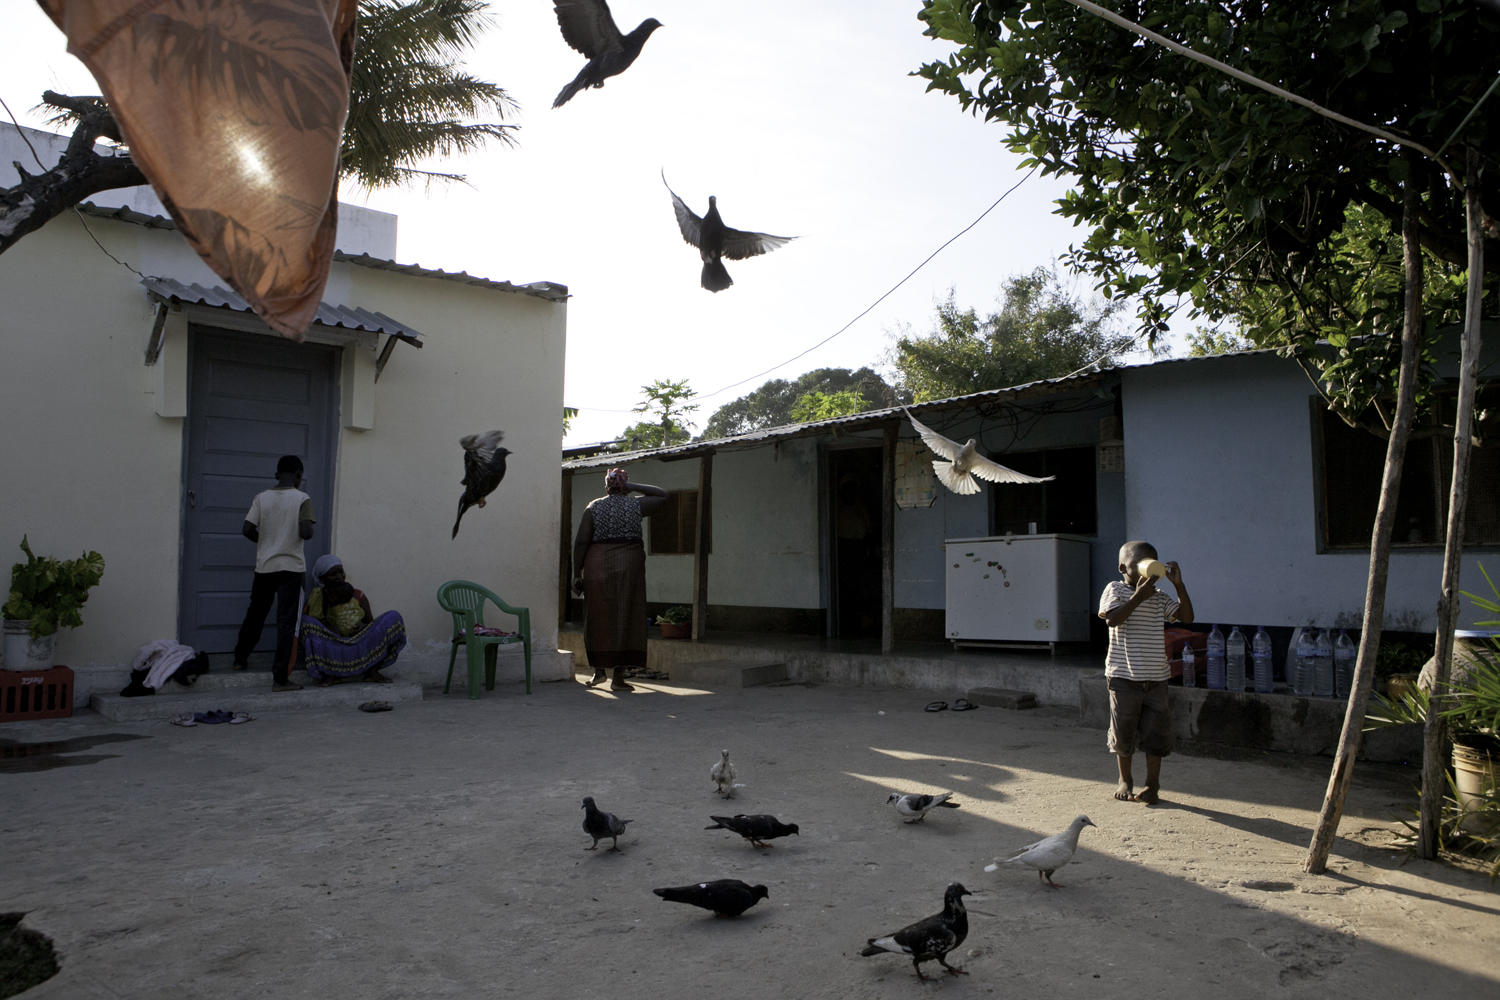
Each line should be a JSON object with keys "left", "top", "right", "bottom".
{"left": 436, "top": 580, "right": 532, "bottom": 698}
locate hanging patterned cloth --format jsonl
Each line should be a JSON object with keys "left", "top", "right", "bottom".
{"left": 35, "top": 0, "right": 358, "bottom": 339}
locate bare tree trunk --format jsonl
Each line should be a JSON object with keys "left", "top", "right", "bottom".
{"left": 1418, "top": 145, "right": 1486, "bottom": 857}
{"left": 1304, "top": 163, "right": 1426, "bottom": 874}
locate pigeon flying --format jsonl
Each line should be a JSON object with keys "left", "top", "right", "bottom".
{"left": 664, "top": 172, "right": 794, "bottom": 292}
{"left": 552, "top": 0, "right": 662, "bottom": 108}
{"left": 710, "top": 749, "right": 738, "bottom": 798}
{"left": 652, "top": 879, "right": 769, "bottom": 918}
{"left": 582, "top": 796, "right": 632, "bottom": 852}
{"left": 453, "top": 430, "right": 510, "bottom": 538}
{"left": 905, "top": 408, "right": 1053, "bottom": 496}
{"left": 886, "top": 791, "right": 961, "bottom": 823}
{"left": 705, "top": 814, "right": 799, "bottom": 848}
{"left": 860, "top": 882, "right": 973, "bottom": 980}
{"left": 985, "top": 814, "right": 1096, "bottom": 888}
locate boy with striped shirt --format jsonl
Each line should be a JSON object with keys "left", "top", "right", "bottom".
{"left": 1099, "top": 540, "right": 1194, "bottom": 804}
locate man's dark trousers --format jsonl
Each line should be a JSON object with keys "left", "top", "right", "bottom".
{"left": 233, "top": 570, "right": 302, "bottom": 683}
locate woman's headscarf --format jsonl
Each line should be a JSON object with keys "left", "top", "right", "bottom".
{"left": 312, "top": 554, "right": 343, "bottom": 580}
{"left": 605, "top": 468, "right": 630, "bottom": 495}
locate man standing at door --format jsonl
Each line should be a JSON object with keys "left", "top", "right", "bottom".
{"left": 233, "top": 455, "right": 315, "bottom": 692}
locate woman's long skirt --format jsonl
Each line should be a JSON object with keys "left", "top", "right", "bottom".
{"left": 584, "top": 541, "right": 647, "bottom": 671}
{"left": 300, "top": 610, "right": 408, "bottom": 680}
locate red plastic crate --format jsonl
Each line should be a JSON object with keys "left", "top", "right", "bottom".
{"left": 0, "top": 666, "right": 74, "bottom": 721}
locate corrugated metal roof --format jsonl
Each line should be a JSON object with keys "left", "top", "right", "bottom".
{"left": 140, "top": 276, "right": 424, "bottom": 343}
{"left": 562, "top": 371, "right": 1109, "bottom": 470}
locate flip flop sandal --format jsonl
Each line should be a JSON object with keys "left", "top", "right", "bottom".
{"left": 925, "top": 701, "right": 949, "bottom": 713}
{"left": 194, "top": 710, "right": 232, "bottom": 725}
{"left": 358, "top": 701, "right": 394, "bottom": 713}
{"left": 170, "top": 713, "right": 197, "bottom": 727}
{"left": 952, "top": 698, "right": 978, "bottom": 711}
{"left": 229, "top": 712, "right": 254, "bottom": 724}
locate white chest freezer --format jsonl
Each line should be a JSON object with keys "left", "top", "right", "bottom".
{"left": 944, "top": 534, "right": 1092, "bottom": 646}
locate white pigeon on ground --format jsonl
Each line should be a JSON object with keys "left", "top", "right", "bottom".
{"left": 985, "top": 814, "right": 1096, "bottom": 888}
{"left": 887, "top": 791, "right": 961, "bottom": 823}
{"left": 710, "top": 749, "right": 742, "bottom": 797}
{"left": 904, "top": 408, "right": 1054, "bottom": 495}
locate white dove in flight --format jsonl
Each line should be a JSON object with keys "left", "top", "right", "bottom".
{"left": 904, "top": 409, "right": 1054, "bottom": 495}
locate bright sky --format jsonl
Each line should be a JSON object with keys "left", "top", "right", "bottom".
{"left": 1, "top": 0, "right": 1183, "bottom": 446}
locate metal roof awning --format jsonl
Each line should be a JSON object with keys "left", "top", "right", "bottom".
{"left": 141, "top": 275, "right": 423, "bottom": 378}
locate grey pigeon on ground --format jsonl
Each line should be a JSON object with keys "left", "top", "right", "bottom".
{"left": 664, "top": 172, "right": 795, "bottom": 292}
{"left": 886, "top": 791, "right": 961, "bottom": 823}
{"left": 653, "top": 879, "right": 769, "bottom": 917}
{"left": 710, "top": 749, "right": 739, "bottom": 797}
{"left": 552, "top": 0, "right": 662, "bottom": 108}
{"left": 905, "top": 408, "right": 1053, "bottom": 496}
{"left": 582, "top": 796, "right": 632, "bottom": 852}
{"left": 859, "top": 882, "right": 973, "bottom": 980}
{"left": 453, "top": 430, "right": 510, "bottom": 538}
{"left": 985, "top": 814, "right": 1095, "bottom": 887}
{"left": 705, "top": 814, "right": 799, "bottom": 848}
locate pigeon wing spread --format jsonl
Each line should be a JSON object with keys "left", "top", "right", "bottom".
{"left": 553, "top": 0, "right": 623, "bottom": 57}
{"left": 904, "top": 410, "right": 962, "bottom": 462}
{"left": 453, "top": 430, "right": 507, "bottom": 538}
{"left": 906, "top": 408, "right": 1052, "bottom": 493}
{"left": 719, "top": 226, "right": 795, "bottom": 261}
{"left": 968, "top": 452, "right": 1055, "bottom": 485}
{"left": 665, "top": 178, "right": 703, "bottom": 248}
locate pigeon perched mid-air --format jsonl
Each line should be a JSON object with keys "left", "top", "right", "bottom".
{"left": 453, "top": 430, "right": 510, "bottom": 538}
{"left": 904, "top": 409, "right": 1053, "bottom": 496}
{"left": 710, "top": 749, "right": 740, "bottom": 797}
{"left": 582, "top": 796, "right": 632, "bottom": 852}
{"left": 985, "top": 814, "right": 1096, "bottom": 888}
{"left": 859, "top": 882, "right": 973, "bottom": 981}
{"left": 551, "top": 0, "right": 662, "bottom": 108}
{"left": 886, "top": 791, "right": 961, "bottom": 823}
{"left": 652, "top": 879, "right": 769, "bottom": 918}
{"left": 664, "top": 173, "right": 795, "bottom": 292}
{"left": 705, "top": 814, "right": 799, "bottom": 848}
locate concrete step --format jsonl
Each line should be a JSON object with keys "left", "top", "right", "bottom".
{"left": 90, "top": 676, "right": 423, "bottom": 721}
{"left": 149, "top": 669, "right": 289, "bottom": 693}
{"left": 669, "top": 660, "right": 788, "bottom": 688}
{"left": 967, "top": 686, "right": 1038, "bottom": 710}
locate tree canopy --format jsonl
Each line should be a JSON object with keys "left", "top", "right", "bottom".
{"left": 889, "top": 268, "right": 1133, "bottom": 401}
{"left": 620, "top": 379, "right": 698, "bottom": 449}
{"left": 701, "top": 368, "right": 905, "bottom": 439}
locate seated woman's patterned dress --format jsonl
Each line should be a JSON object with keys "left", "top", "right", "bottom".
{"left": 300, "top": 583, "right": 407, "bottom": 682}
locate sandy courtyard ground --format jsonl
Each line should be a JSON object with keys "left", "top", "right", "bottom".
{"left": 2, "top": 676, "right": 1498, "bottom": 999}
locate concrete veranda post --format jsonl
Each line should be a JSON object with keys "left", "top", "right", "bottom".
{"left": 881, "top": 423, "right": 896, "bottom": 653}
{"left": 692, "top": 451, "right": 713, "bottom": 642}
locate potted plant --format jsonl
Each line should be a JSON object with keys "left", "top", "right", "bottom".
{"left": 655, "top": 605, "right": 692, "bottom": 640}
{"left": 2, "top": 536, "right": 105, "bottom": 670}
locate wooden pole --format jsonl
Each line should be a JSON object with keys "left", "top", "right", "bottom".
{"left": 1304, "top": 162, "right": 1426, "bottom": 874}
{"left": 1419, "top": 145, "right": 1485, "bottom": 857}
{"left": 881, "top": 423, "right": 897, "bottom": 653}
{"left": 692, "top": 451, "right": 714, "bottom": 642}
{"left": 558, "top": 471, "right": 573, "bottom": 630}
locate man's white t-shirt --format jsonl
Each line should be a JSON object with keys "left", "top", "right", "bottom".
{"left": 246, "top": 488, "right": 315, "bottom": 574}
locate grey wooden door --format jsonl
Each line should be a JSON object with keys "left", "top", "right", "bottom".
{"left": 179, "top": 329, "right": 338, "bottom": 653}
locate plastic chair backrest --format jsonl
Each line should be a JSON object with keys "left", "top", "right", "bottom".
{"left": 436, "top": 580, "right": 519, "bottom": 635}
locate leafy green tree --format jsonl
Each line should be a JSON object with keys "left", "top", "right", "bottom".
{"left": 1184, "top": 327, "right": 1250, "bottom": 357}
{"left": 621, "top": 379, "right": 698, "bottom": 449}
{"left": 890, "top": 269, "right": 1133, "bottom": 402}
{"left": 789, "top": 389, "right": 870, "bottom": 422}
{"left": 701, "top": 368, "right": 905, "bottom": 439}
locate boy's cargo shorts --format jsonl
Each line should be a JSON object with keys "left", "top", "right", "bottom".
{"left": 1107, "top": 676, "right": 1174, "bottom": 757}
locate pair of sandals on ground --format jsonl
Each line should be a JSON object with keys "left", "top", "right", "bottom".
{"left": 925, "top": 698, "right": 977, "bottom": 712}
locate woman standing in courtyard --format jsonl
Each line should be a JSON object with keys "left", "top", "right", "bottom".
{"left": 573, "top": 468, "right": 668, "bottom": 691}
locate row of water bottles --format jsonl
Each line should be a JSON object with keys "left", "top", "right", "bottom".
{"left": 1180, "top": 625, "right": 1356, "bottom": 696}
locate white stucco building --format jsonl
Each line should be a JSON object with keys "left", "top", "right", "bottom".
{"left": 1, "top": 122, "right": 572, "bottom": 697}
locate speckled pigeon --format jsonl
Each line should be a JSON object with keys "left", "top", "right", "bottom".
{"left": 552, "top": 0, "right": 662, "bottom": 108}
{"left": 653, "top": 879, "right": 768, "bottom": 917}
{"left": 582, "top": 796, "right": 632, "bottom": 852}
{"left": 664, "top": 173, "right": 795, "bottom": 292}
{"left": 453, "top": 430, "right": 509, "bottom": 538}
{"left": 860, "top": 882, "right": 973, "bottom": 980}
{"left": 887, "top": 791, "right": 961, "bottom": 823}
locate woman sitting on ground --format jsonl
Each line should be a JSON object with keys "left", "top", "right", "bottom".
{"left": 301, "top": 554, "right": 407, "bottom": 686}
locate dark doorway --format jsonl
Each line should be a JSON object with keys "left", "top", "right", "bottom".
{"left": 179, "top": 329, "right": 338, "bottom": 653}
{"left": 829, "top": 448, "right": 882, "bottom": 638}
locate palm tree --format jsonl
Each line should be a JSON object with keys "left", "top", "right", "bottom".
{"left": 343, "top": 0, "right": 518, "bottom": 189}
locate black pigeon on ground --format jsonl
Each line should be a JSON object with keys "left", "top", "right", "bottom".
{"left": 552, "top": 0, "right": 662, "bottom": 109}
{"left": 453, "top": 430, "right": 510, "bottom": 538}
{"left": 705, "top": 814, "right": 799, "bottom": 848}
{"left": 582, "top": 796, "right": 632, "bottom": 852}
{"left": 664, "top": 173, "right": 795, "bottom": 292}
{"left": 653, "top": 879, "right": 769, "bottom": 917}
{"left": 860, "top": 882, "right": 973, "bottom": 981}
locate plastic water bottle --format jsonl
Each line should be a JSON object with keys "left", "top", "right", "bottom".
{"left": 1293, "top": 628, "right": 1316, "bottom": 696}
{"left": 1206, "top": 625, "right": 1226, "bottom": 690}
{"left": 1226, "top": 626, "right": 1247, "bottom": 692}
{"left": 1253, "top": 626, "right": 1274, "bottom": 694}
{"left": 1334, "top": 630, "right": 1356, "bottom": 698}
{"left": 1181, "top": 641, "right": 1196, "bottom": 688}
{"left": 1313, "top": 629, "right": 1335, "bottom": 697}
